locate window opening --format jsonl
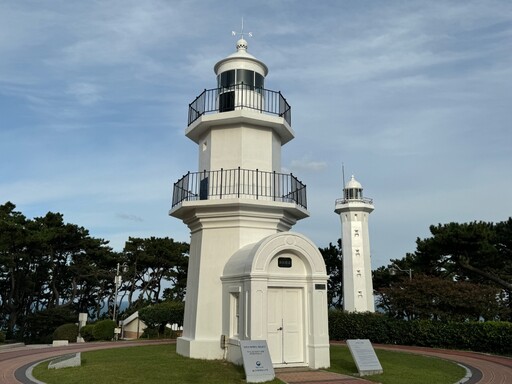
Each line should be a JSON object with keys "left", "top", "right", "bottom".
{"left": 231, "top": 293, "right": 240, "bottom": 338}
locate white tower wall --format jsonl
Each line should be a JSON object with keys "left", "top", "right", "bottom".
{"left": 170, "top": 37, "right": 329, "bottom": 368}
{"left": 173, "top": 200, "right": 304, "bottom": 358}
{"left": 196, "top": 124, "right": 282, "bottom": 172}
{"left": 335, "top": 177, "right": 375, "bottom": 312}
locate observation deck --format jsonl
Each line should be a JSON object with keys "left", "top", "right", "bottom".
{"left": 335, "top": 197, "right": 373, "bottom": 206}
{"left": 171, "top": 167, "right": 307, "bottom": 210}
{"left": 188, "top": 84, "right": 291, "bottom": 127}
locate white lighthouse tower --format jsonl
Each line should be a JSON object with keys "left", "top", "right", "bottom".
{"left": 169, "top": 36, "right": 330, "bottom": 369}
{"left": 334, "top": 175, "right": 375, "bottom": 312}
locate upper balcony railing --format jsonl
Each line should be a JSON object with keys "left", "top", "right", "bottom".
{"left": 335, "top": 197, "right": 374, "bottom": 205}
{"left": 188, "top": 84, "right": 291, "bottom": 126}
{"left": 172, "top": 167, "right": 307, "bottom": 210}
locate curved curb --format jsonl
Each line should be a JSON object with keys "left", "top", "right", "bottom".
{"left": 455, "top": 362, "right": 480, "bottom": 384}
{"left": 15, "top": 357, "right": 51, "bottom": 384}
{"left": 26, "top": 362, "right": 46, "bottom": 384}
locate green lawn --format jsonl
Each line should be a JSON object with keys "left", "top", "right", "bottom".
{"left": 33, "top": 344, "right": 281, "bottom": 384}
{"left": 33, "top": 344, "right": 466, "bottom": 384}
{"left": 330, "top": 345, "right": 466, "bottom": 384}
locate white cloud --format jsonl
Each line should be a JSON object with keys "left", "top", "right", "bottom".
{"left": 67, "top": 82, "right": 102, "bottom": 105}
{"left": 116, "top": 213, "right": 144, "bottom": 222}
{"left": 287, "top": 158, "right": 328, "bottom": 173}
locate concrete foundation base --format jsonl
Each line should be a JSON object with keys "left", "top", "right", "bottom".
{"left": 176, "top": 336, "right": 224, "bottom": 360}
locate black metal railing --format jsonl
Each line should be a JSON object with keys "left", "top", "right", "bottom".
{"left": 335, "top": 197, "right": 373, "bottom": 205}
{"left": 188, "top": 84, "right": 291, "bottom": 126}
{"left": 172, "top": 168, "right": 306, "bottom": 209}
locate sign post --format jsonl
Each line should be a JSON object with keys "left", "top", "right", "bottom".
{"left": 346, "top": 339, "right": 383, "bottom": 376}
{"left": 239, "top": 340, "right": 275, "bottom": 383}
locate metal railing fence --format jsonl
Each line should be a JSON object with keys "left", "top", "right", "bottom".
{"left": 188, "top": 84, "right": 291, "bottom": 126}
{"left": 335, "top": 197, "right": 373, "bottom": 205}
{"left": 172, "top": 167, "right": 306, "bottom": 209}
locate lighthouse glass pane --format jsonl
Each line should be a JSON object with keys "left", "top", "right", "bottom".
{"left": 219, "top": 70, "right": 235, "bottom": 88}
{"left": 255, "top": 73, "right": 264, "bottom": 88}
{"left": 236, "top": 69, "right": 254, "bottom": 89}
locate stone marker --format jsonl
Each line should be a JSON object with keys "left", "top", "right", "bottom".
{"left": 240, "top": 340, "right": 275, "bottom": 383}
{"left": 48, "top": 352, "right": 81, "bottom": 369}
{"left": 346, "top": 339, "right": 383, "bottom": 376}
{"left": 52, "top": 340, "right": 68, "bottom": 347}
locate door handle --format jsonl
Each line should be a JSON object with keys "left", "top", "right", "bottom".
{"left": 277, "top": 327, "right": 283, "bottom": 331}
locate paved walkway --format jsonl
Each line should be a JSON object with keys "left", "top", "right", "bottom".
{"left": 275, "top": 368, "right": 375, "bottom": 383}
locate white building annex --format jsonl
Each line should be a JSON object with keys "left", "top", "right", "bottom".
{"left": 335, "top": 176, "right": 375, "bottom": 313}
{"left": 169, "top": 36, "right": 330, "bottom": 369}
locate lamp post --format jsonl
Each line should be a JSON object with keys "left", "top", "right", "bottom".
{"left": 390, "top": 263, "right": 412, "bottom": 281}
{"left": 112, "top": 263, "right": 122, "bottom": 323}
{"left": 112, "top": 263, "right": 127, "bottom": 340}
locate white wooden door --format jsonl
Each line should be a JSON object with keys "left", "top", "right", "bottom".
{"left": 267, "top": 288, "right": 304, "bottom": 364}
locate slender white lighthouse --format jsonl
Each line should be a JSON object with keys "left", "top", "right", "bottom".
{"left": 335, "top": 175, "right": 375, "bottom": 312}
{"left": 169, "top": 35, "right": 330, "bottom": 369}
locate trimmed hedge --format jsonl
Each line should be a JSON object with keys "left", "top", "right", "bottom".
{"left": 52, "top": 323, "right": 78, "bottom": 343}
{"left": 329, "top": 310, "right": 512, "bottom": 355}
{"left": 80, "top": 324, "right": 95, "bottom": 342}
{"left": 0, "top": 331, "right": 5, "bottom": 343}
{"left": 141, "top": 326, "right": 178, "bottom": 339}
{"left": 92, "top": 320, "right": 116, "bottom": 341}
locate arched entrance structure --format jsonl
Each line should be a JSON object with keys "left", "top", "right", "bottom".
{"left": 222, "top": 232, "right": 330, "bottom": 369}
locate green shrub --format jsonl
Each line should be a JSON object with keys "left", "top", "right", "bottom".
{"left": 52, "top": 323, "right": 78, "bottom": 343}
{"left": 138, "top": 300, "right": 185, "bottom": 337}
{"left": 139, "top": 301, "right": 184, "bottom": 329}
{"left": 92, "top": 320, "right": 116, "bottom": 341}
{"left": 80, "top": 324, "right": 95, "bottom": 342}
{"left": 141, "top": 327, "right": 159, "bottom": 339}
{"left": 0, "top": 330, "right": 6, "bottom": 343}
{"left": 141, "top": 326, "right": 178, "bottom": 339}
{"left": 471, "top": 321, "right": 512, "bottom": 354}
{"left": 328, "top": 310, "right": 512, "bottom": 354}
{"left": 168, "top": 329, "right": 180, "bottom": 339}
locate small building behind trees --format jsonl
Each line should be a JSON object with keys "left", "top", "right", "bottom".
{"left": 120, "top": 311, "right": 146, "bottom": 339}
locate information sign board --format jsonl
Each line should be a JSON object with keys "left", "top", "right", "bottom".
{"left": 346, "top": 339, "right": 383, "bottom": 376}
{"left": 239, "top": 340, "right": 275, "bottom": 383}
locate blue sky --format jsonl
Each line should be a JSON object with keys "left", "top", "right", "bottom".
{"left": 1, "top": 1, "right": 511, "bottom": 268}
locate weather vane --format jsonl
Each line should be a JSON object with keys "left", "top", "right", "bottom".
{"left": 232, "top": 17, "right": 252, "bottom": 40}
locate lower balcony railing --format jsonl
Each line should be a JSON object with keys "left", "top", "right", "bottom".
{"left": 172, "top": 168, "right": 307, "bottom": 209}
